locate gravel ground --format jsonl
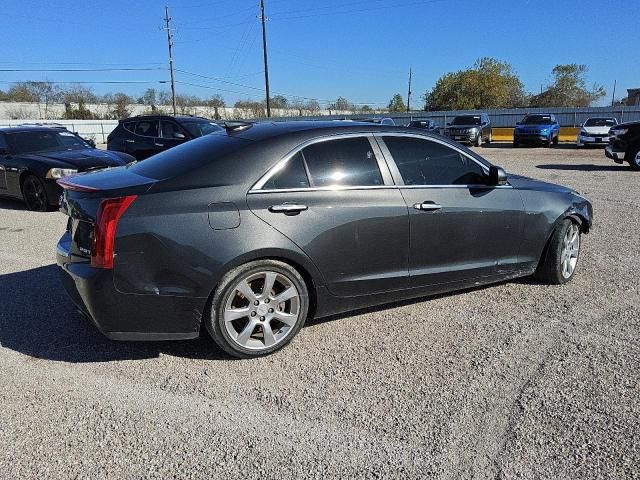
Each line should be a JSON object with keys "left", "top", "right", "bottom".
{"left": 0, "top": 144, "right": 638, "bottom": 479}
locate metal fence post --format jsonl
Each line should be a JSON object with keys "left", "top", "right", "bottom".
{"left": 101, "top": 123, "right": 105, "bottom": 144}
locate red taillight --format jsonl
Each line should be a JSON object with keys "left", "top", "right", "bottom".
{"left": 57, "top": 177, "right": 99, "bottom": 193}
{"left": 91, "top": 195, "right": 137, "bottom": 269}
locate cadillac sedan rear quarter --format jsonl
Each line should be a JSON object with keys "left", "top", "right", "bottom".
{"left": 57, "top": 121, "right": 592, "bottom": 358}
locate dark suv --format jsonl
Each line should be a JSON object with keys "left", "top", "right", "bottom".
{"left": 606, "top": 121, "right": 640, "bottom": 170}
{"left": 107, "top": 115, "right": 223, "bottom": 160}
{"left": 408, "top": 119, "right": 440, "bottom": 134}
{"left": 444, "top": 113, "right": 491, "bottom": 147}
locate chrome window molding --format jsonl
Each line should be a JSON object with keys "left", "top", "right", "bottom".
{"left": 249, "top": 132, "right": 392, "bottom": 192}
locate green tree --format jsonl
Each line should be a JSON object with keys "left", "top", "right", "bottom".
{"left": 425, "top": 58, "right": 527, "bottom": 111}
{"left": 360, "top": 105, "right": 373, "bottom": 113}
{"left": 530, "top": 64, "right": 605, "bottom": 107}
{"left": 387, "top": 93, "right": 406, "bottom": 112}
{"left": 329, "top": 96, "right": 353, "bottom": 111}
{"left": 270, "top": 95, "right": 288, "bottom": 109}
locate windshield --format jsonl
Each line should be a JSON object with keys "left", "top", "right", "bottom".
{"left": 584, "top": 118, "right": 616, "bottom": 127}
{"left": 522, "top": 115, "right": 552, "bottom": 125}
{"left": 6, "top": 130, "right": 89, "bottom": 154}
{"left": 451, "top": 116, "right": 481, "bottom": 126}
{"left": 181, "top": 120, "right": 223, "bottom": 138}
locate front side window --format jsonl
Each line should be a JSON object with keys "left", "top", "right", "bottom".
{"left": 160, "top": 121, "right": 186, "bottom": 139}
{"left": 302, "top": 137, "right": 383, "bottom": 187}
{"left": 383, "top": 136, "right": 486, "bottom": 186}
{"left": 134, "top": 120, "right": 159, "bottom": 137}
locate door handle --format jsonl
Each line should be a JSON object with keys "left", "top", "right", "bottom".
{"left": 125, "top": 139, "right": 135, "bottom": 143}
{"left": 269, "top": 204, "right": 308, "bottom": 214}
{"left": 154, "top": 142, "right": 164, "bottom": 147}
{"left": 413, "top": 201, "right": 442, "bottom": 211}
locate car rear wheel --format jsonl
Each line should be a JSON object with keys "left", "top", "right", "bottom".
{"left": 625, "top": 145, "right": 640, "bottom": 171}
{"left": 22, "top": 175, "right": 50, "bottom": 212}
{"left": 206, "top": 260, "right": 309, "bottom": 358}
{"left": 535, "top": 219, "right": 581, "bottom": 284}
{"left": 475, "top": 133, "right": 482, "bottom": 147}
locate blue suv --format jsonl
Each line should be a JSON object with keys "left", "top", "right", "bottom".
{"left": 513, "top": 114, "right": 560, "bottom": 147}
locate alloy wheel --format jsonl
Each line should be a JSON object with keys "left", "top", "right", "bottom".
{"left": 560, "top": 223, "right": 580, "bottom": 279}
{"left": 22, "top": 176, "right": 47, "bottom": 211}
{"left": 223, "top": 271, "right": 301, "bottom": 351}
{"left": 635, "top": 151, "right": 640, "bottom": 168}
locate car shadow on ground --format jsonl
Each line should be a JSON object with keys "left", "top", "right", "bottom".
{"left": 0, "top": 198, "right": 28, "bottom": 211}
{"left": 536, "top": 164, "right": 629, "bottom": 172}
{"left": 0, "top": 264, "right": 232, "bottom": 362}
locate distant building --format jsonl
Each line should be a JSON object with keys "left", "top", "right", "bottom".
{"left": 627, "top": 89, "right": 640, "bottom": 106}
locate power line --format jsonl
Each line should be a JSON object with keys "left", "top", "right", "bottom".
{"left": 271, "top": 0, "right": 447, "bottom": 20}
{"left": 0, "top": 68, "right": 166, "bottom": 73}
{"left": 0, "top": 80, "right": 169, "bottom": 85}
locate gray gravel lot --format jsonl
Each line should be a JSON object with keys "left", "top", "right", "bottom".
{"left": 0, "top": 144, "right": 638, "bottom": 479}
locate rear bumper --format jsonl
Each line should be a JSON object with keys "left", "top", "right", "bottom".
{"left": 56, "top": 233, "right": 203, "bottom": 341}
{"left": 605, "top": 145, "right": 625, "bottom": 164}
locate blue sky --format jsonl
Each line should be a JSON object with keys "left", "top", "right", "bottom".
{"left": 0, "top": 0, "right": 636, "bottom": 107}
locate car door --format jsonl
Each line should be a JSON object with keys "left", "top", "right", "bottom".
{"left": 247, "top": 134, "right": 410, "bottom": 297}
{"left": 131, "top": 119, "right": 160, "bottom": 159}
{"left": 376, "top": 133, "right": 525, "bottom": 288}
{"left": 159, "top": 120, "right": 189, "bottom": 151}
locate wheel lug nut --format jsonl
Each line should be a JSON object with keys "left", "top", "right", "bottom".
{"left": 268, "top": 308, "right": 274, "bottom": 313}
{"left": 254, "top": 300, "right": 259, "bottom": 306}
{"left": 260, "top": 316, "right": 265, "bottom": 321}
{"left": 251, "top": 312, "right": 256, "bottom": 317}
{"left": 265, "top": 298, "right": 270, "bottom": 303}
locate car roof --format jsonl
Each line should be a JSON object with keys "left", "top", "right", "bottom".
{"left": 0, "top": 125, "right": 68, "bottom": 134}
{"left": 122, "top": 114, "right": 210, "bottom": 122}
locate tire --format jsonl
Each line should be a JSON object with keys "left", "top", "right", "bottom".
{"left": 625, "top": 145, "right": 640, "bottom": 171}
{"left": 553, "top": 134, "right": 559, "bottom": 146}
{"left": 21, "top": 174, "right": 50, "bottom": 212}
{"left": 475, "top": 133, "right": 482, "bottom": 147}
{"left": 544, "top": 135, "right": 552, "bottom": 148}
{"left": 535, "top": 219, "right": 581, "bottom": 285}
{"left": 486, "top": 130, "right": 492, "bottom": 145}
{"left": 512, "top": 140, "right": 519, "bottom": 148}
{"left": 205, "top": 260, "right": 309, "bottom": 358}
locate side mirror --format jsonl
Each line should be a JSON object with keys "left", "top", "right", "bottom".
{"left": 173, "top": 132, "right": 186, "bottom": 140}
{"left": 488, "top": 165, "right": 508, "bottom": 186}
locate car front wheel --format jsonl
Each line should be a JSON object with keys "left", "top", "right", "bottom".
{"left": 22, "top": 175, "right": 50, "bottom": 211}
{"left": 535, "top": 219, "right": 581, "bottom": 284}
{"left": 626, "top": 145, "right": 640, "bottom": 171}
{"left": 206, "top": 260, "right": 309, "bottom": 358}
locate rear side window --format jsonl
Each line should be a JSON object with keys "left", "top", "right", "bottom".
{"left": 263, "top": 152, "right": 310, "bottom": 190}
{"left": 301, "top": 137, "right": 383, "bottom": 187}
{"left": 134, "top": 120, "right": 158, "bottom": 137}
{"left": 383, "top": 136, "right": 486, "bottom": 186}
{"left": 123, "top": 121, "right": 137, "bottom": 133}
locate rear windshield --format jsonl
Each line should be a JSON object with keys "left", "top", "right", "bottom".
{"left": 451, "top": 116, "right": 481, "bottom": 125}
{"left": 128, "top": 132, "right": 250, "bottom": 180}
{"left": 584, "top": 118, "right": 616, "bottom": 127}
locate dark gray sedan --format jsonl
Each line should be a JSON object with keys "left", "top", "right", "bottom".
{"left": 56, "top": 121, "right": 592, "bottom": 358}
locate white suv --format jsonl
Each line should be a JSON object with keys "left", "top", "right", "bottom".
{"left": 577, "top": 117, "right": 617, "bottom": 148}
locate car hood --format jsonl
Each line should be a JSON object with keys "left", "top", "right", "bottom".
{"left": 447, "top": 124, "right": 480, "bottom": 129}
{"left": 582, "top": 126, "right": 610, "bottom": 135}
{"left": 507, "top": 173, "right": 574, "bottom": 194}
{"left": 21, "top": 149, "right": 127, "bottom": 170}
{"left": 516, "top": 124, "right": 550, "bottom": 130}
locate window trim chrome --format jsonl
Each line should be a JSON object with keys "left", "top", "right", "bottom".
{"left": 249, "top": 132, "right": 393, "bottom": 193}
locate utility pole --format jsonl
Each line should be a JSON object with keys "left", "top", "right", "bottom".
{"left": 164, "top": 5, "right": 177, "bottom": 116}
{"left": 406, "top": 67, "right": 412, "bottom": 113}
{"left": 260, "top": 0, "right": 271, "bottom": 117}
{"left": 611, "top": 79, "right": 617, "bottom": 106}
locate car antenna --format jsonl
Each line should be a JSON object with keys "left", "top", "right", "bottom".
{"left": 223, "top": 121, "right": 253, "bottom": 133}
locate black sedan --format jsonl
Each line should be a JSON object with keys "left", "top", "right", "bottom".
{"left": 56, "top": 121, "right": 592, "bottom": 358}
{"left": 0, "top": 127, "right": 133, "bottom": 211}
